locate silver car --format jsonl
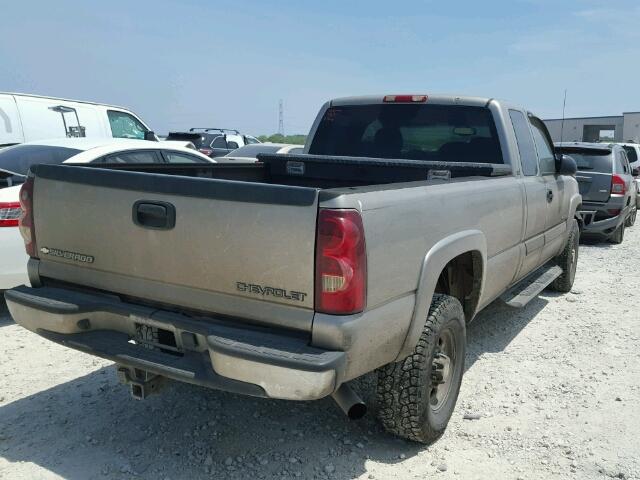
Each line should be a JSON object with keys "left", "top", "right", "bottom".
{"left": 556, "top": 142, "right": 636, "bottom": 242}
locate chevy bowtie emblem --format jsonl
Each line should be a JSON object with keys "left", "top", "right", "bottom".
{"left": 39, "top": 247, "right": 94, "bottom": 264}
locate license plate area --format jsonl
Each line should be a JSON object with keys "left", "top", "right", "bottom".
{"left": 133, "top": 322, "right": 183, "bottom": 356}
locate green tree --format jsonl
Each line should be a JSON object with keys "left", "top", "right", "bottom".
{"left": 257, "top": 134, "right": 306, "bottom": 145}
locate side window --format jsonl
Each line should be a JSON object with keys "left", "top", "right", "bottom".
{"left": 617, "top": 151, "right": 629, "bottom": 173}
{"left": 509, "top": 110, "right": 538, "bottom": 176}
{"left": 163, "top": 151, "right": 207, "bottom": 164}
{"left": 227, "top": 141, "right": 239, "bottom": 150}
{"left": 107, "top": 110, "right": 148, "bottom": 139}
{"left": 529, "top": 117, "right": 556, "bottom": 175}
{"left": 245, "top": 136, "right": 260, "bottom": 145}
{"left": 211, "top": 136, "right": 227, "bottom": 148}
{"left": 102, "top": 150, "right": 160, "bottom": 163}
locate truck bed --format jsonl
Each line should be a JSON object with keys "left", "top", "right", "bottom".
{"left": 66, "top": 153, "right": 512, "bottom": 189}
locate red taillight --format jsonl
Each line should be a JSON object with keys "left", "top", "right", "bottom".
{"left": 383, "top": 95, "right": 428, "bottom": 103}
{"left": 18, "top": 177, "right": 37, "bottom": 257}
{"left": 199, "top": 148, "right": 213, "bottom": 156}
{"left": 611, "top": 174, "right": 626, "bottom": 195}
{"left": 315, "top": 209, "right": 366, "bottom": 315}
{"left": 0, "top": 202, "right": 21, "bottom": 227}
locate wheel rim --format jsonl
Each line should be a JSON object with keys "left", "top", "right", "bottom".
{"left": 430, "top": 329, "right": 456, "bottom": 412}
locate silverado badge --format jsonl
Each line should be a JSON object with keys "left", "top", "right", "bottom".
{"left": 40, "top": 247, "right": 94, "bottom": 264}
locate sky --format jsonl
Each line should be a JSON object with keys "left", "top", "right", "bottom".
{"left": 1, "top": 0, "right": 639, "bottom": 136}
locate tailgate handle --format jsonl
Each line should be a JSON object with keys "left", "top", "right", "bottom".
{"left": 133, "top": 201, "right": 176, "bottom": 230}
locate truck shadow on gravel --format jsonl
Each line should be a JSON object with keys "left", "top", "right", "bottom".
{"left": 0, "top": 297, "right": 13, "bottom": 327}
{"left": 0, "top": 299, "right": 547, "bottom": 480}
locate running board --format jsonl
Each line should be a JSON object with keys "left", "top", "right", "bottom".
{"left": 500, "top": 264, "right": 563, "bottom": 308}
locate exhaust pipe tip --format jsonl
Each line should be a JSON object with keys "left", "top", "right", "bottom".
{"left": 346, "top": 401, "right": 367, "bottom": 420}
{"left": 331, "top": 383, "right": 367, "bottom": 420}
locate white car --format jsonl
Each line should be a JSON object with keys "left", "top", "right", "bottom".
{"left": 218, "top": 143, "right": 304, "bottom": 163}
{"left": 0, "top": 138, "right": 215, "bottom": 289}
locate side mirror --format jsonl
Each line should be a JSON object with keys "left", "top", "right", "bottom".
{"left": 632, "top": 167, "right": 640, "bottom": 177}
{"left": 556, "top": 154, "right": 577, "bottom": 175}
{"left": 144, "top": 130, "right": 158, "bottom": 142}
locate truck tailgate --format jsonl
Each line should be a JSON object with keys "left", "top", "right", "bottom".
{"left": 30, "top": 165, "right": 319, "bottom": 330}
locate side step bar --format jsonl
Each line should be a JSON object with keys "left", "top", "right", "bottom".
{"left": 500, "top": 263, "right": 563, "bottom": 308}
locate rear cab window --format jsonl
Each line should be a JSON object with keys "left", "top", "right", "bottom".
{"left": 107, "top": 110, "right": 148, "bottom": 139}
{"left": 309, "top": 104, "right": 504, "bottom": 164}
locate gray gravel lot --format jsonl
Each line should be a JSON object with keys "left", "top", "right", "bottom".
{"left": 1, "top": 227, "right": 639, "bottom": 480}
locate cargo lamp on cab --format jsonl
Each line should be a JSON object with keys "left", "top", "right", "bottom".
{"left": 383, "top": 95, "right": 428, "bottom": 103}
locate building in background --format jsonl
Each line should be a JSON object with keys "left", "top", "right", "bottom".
{"left": 544, "top": 112, "right": 640, "bottom": 144}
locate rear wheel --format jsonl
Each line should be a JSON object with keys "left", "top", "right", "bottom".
{"left": 625, "top": 208, "right": 636, "bottom": 227}
{"left": 551, "top": 219, "right": 579, "bottom": 293}
{"left": 609, "top": 222, "right": 625, "bottom": 244}
{"left": 375, "top": 294, "right": 466, "bottom": 444}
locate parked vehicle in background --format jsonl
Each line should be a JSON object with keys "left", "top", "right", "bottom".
{"left": 615, "top": 142, "right": 640, "bottom": 172}
{"left": 0, "top": 93, "right": 156, "bottom": 147}
{"left": 0, "top": 138, "right": 214, "bottom": 289}
{"left": 166, "top": 128, "right": 260, "bottom": 158}
{"left": 6, "top": 94, "right": 581, "bottom": 445}
{"left": 219, "top": 143, "right": 303, "bottom": 162}
{"left": 556, "top": 142, "right": 635, "bottom": 242}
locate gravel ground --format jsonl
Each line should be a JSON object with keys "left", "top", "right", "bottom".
{"left": 1, "top": 227, "right": 639, "bottom": 480}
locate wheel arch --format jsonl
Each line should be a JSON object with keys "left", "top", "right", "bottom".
{"left": 395, "top": 230, "right": 487, "bottom": 361}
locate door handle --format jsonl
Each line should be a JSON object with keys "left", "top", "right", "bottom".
{"left": 546, "top": 190, "right": 554, "bottom": 203}
{"left": 133, "top": 200, "right": 176, "bottom": 230}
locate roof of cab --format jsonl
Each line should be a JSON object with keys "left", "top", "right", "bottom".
{"left": 329, "top": 94, "right": 493, "bottom": 107}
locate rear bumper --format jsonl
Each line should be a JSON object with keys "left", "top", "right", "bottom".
{"left": 5, "top": 285, "right": 345, "bottom": 401}
{"left": 579, "top": 200, "right": 627, "bottom": 237}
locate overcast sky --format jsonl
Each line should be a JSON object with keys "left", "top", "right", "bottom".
{"left": 1, "top": 0, "right": 638, "bottom": 135}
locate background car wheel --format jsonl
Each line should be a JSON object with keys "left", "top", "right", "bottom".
{"left": 609, "top": 222, "right": 625, "bottom": 244}
{"left": 375, "top": 294, "right": 466, "bottom": 444}
{"left": 551, "top": 219, "right": 579, "bottom": 293}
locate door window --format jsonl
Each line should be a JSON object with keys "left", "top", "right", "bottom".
{"left": 211, "top": 136, "right": 227, "bottom": 148}
{"left": 102, "top": 150, "right": 161, "bottom": 163}
{"left": 227, "top": 141, "right": 239, "bottom": 150}
{"left": 509, "top": 110, "right": 538, "bottom": 176}
{"left": 163, "top": 151, "right": 208, "bottom": 163}
{"left": 107, "top": 110, "right": 148, "bottom": 139}
{"left": 529, "top": 117, "right": 556, "bottom": 175}
{"left": 617, "top": 151, "right": 629, "bottom": 174}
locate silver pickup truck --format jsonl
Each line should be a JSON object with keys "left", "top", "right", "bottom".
{"left": 6, "top": 94, "right": 581, "bottom": 444}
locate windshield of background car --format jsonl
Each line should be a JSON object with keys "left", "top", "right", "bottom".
{"left": 623, "top": 146, "right": 638, "bottom": 163}
{"left": 557, "top": 148, "right": 612, "bottom": 173}
{"left": 0, "top": 144, "right": 82, "bottom": 176}
{"left": 309, "top": 103, "right": 503, "bottom": 163}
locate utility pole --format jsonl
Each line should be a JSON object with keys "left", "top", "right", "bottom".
{"left": 278, "top": 99, "right": 284, "bottom": 136}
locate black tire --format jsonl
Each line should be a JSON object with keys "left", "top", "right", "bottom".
{"left": 375, "top": 294, "right": 466, "bottom": 444}
{"left": 550, "top": 219, "right": 579, "bottom": 293}
{"left": 625, "top": 209, "right": 636, "bottom": 227}
{"left": 609, "top": 222, "right": 625, "bottom": 244}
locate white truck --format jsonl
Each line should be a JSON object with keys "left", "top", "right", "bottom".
{"left": 0, "top": 92, "right": 155, "bottom": 147}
